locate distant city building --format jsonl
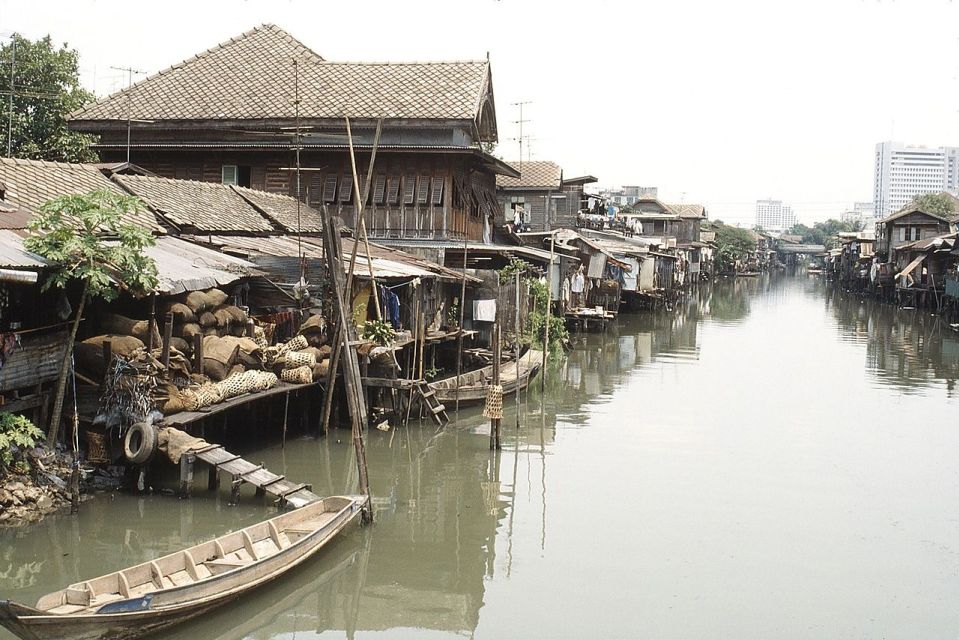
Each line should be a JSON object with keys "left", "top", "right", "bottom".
{"left": 600, "top": 185, "right": 657, "bottom": 206}
{"left": 755, "top": 199, "right": 796, "bottom": 232}
{"left": 873, "top": 141, "right": 959, "bottom": 218}
{"left": 840, "top": 202, "right": 875, "bottom": 224}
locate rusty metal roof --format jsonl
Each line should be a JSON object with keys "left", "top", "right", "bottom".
{"left": 0, "top": 230, "right": 47, "bottom": 269}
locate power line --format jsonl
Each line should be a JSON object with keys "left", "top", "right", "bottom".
{"left": 510, "top": 100, "right": 531, "bottom": 170}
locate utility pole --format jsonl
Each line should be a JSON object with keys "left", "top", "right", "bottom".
{"left": 110, "top": 65, "right": 146, "bottom": 163}
{"left": 510, "top": 101, "right": 531, "bottom": 170}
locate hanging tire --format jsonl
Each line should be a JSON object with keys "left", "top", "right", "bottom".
{"left": 123, "top": 422, "right": 157, "bottom": 465}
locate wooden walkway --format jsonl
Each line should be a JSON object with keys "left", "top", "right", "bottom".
{"left": 185, "top": 443, "right": 321, "bottom": 509}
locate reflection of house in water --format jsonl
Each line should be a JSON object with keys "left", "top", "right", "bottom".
{"left": 827, "top": 288, "right": 959, "bottom": 395}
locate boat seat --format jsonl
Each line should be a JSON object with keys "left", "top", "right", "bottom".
{"left": 204, "top": 558, "right": 248, "bottom": 576}
{"left": 47, "top": 603, "right": 88, "bottom": 615}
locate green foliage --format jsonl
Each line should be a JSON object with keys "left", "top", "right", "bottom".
{"left": 787, "top": 218, "right": 861, "bottom": 249}
{"left": 713, "top": 223, "right": 757, "bottom": 272}
{"left": 24, "top": 190, "right": 158, "bottom": 301}
{"left": 527, "top": 277, "right": 568, "bottom": 353}
{"left": 0, "top": 34, "right": 98, "bottom": 162}
{"left": 361, "top": 318, "right": 396, "bottom": 346}
{"left": 497, "top": 258, "right": 531, "bottom": 284}
{"left": 910, "top": 193, "right": 956, "bottom": 217}
{"left": 447, "top": 300, "right": 460, "bottom": 328}
{"left": 0, "top": 413, "right": 43, "bottom": 468}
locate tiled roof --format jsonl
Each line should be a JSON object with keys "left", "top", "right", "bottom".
{"left": 0, "top": 157, "right": 162, "bottom": 231}
{"left": 496, "top": 161, "right": 562, "bottom": 190}
{"left": 667, "top": 203, "right": 706, "bottom": 219}
{"left": 70, "top": 24, "right": 491, "bottom": 122}
{"left": 232, "top": 185, "right": 323, "bottom": 232}
{"left": 114, "top": 174, "right": 275, "bottom": 233}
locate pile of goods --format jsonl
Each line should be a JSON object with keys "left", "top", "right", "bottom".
{"left": 78, "top": 289, "right": 335, "bottom": 422}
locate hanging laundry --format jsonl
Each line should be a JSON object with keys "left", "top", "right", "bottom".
{"left": 473, "top": 299, "right": 497, "bottom": 322}
{"left": 0, "top": 333, "right": 19, "bottom": 370}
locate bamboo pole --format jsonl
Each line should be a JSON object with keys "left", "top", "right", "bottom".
{"left": 514, "top": 271, "right": 521, "bottom": 429}
{"left": 320, "top": 322, "right": 341, "bottom": 435}
{"left": 542, "top": 232, "right": 555, "bottom": 391}
{"left": 47, "top": 279, "right": 88, "bottom": 446}
{"left": 344, "top": 117, "right": 383, "bottom": 320}
{"left": 489, "top": 322, "right": 502, "bottom": 451}
{"left": 455, "top": 237, "right": 468, "bottom": 415}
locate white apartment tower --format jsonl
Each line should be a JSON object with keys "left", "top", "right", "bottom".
{"left": 755, "top": 199, "right": 796, "bottom": 232}
{"left": 873, "top": 141, "right": 959, "bottom": 218}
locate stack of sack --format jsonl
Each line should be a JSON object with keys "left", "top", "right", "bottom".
{"left": 163, "top": 288, "right": 253, "bottom": 358}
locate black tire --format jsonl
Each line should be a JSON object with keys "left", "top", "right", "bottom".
{"left": 123, "top": 422, "right": 157, "bottom": 465}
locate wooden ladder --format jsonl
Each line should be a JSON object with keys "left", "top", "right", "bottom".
{"left": 414, "top": 381, "right": 448, "bottom": 425}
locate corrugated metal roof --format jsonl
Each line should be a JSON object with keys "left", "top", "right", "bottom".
{"left": 145, "top": 237, "right": 258, "bottom": 295}
{"left": 0, "top": 230, "right": 47, "bottom": 268}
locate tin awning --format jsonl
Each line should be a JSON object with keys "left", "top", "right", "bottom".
{"left": 896, "top": 253, "right": 927, "bottom": 281}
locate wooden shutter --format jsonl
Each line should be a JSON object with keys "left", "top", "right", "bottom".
{"left": 308, "top": 175, "right": 322, "bottom": 204}
{"left": 322, "top": 175, "right": 338, "bottom": 203}
{"left": 417, "top": 175, "right": 430, "bottom": 204}
{"left": 373, "top": 175, "right": 387, "bottom": 204}
{"left": 387, "top": 176, "right": 401, "bottom": 204}
{"left": 431, "top": 176, "right": 444, "bottom": 206}
{"left": 403, "top": 174, "right": 416, "bottom": 205}
{"left": 339, "top": 174, "right": 353, "bottom": 202}
{"left": 357, "top": 176, "right": 368, "bottom": 203}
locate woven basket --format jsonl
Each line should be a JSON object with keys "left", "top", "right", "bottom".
{"left": 285, "top": 350, "right": 316, "bottom": 369}
{"left": 278, "top": 335, "right": 308, "bottom": 355}
{"left": 194, "top": 383, "right": 225, "bottom": 408}
{"left": 281, "top": 366, "right": 313, "bottom": 384}
{"left": 85, "top": 431, "right": 110, "bottom": 464}
{"left": 482, "top": 384, "right": 503, "bottom": 419}
{"left": 252, "top": 371, "right": 278, "bottom": 391}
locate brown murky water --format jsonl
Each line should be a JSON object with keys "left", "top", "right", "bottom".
{"left": 2, "top": 273, "right": 958, "bottom": 639}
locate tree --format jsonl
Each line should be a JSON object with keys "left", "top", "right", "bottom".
{"left": 0, "top": 34, "right": 98, "bottom": 162}
{"left": 787, "top": 218, "right": 861, "bottom": 249}
{"left": 25, "top": 189, "right": 158, "bottom": 444}
{"left": 713, "top": 222, "right": 756, "bottom": 273}
{"left": 910, "top": 192, "right": 956, "bottom": 217}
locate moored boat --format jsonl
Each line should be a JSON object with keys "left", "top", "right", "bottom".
{"left": 429, "top": 348, "right": 543, "bottom": 406}
{"left": 0, "top": 495, "right": 366, "bottom": 640}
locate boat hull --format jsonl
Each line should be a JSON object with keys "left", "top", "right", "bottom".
{"left": 0, "top": 497, "right": 365, "bottom": 640}
{"left": 430, "top": 350, "right": 543, "bottom": 406}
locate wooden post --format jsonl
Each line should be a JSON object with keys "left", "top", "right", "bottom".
{"left": 147, "top": 293, "right": 156, "bottom": 351}
{"left": 281, "top": 390, "right": 290, "bottom": 448}
{"left": 160, "top": 312, "right": 173, "bottom": 372}
{"left": 101, "top": 340, "right": 112, "bottom": 376}
{"left": 320, "top": 322, "right": 342, "bottom": 435}
{"left": 455, "top": 237, "right": 468, "bottom": 415}
{"left": 178, "top": 452, "right": 195, "bottom": 499}
{"left": 193, "top": 333, "right": 204, "bottom": 375}
{"left": 489, "top": 322, "right": 502, "bottom": 450}
{"left": 542, "top": 233, "right": 555, "bottom": 391}
{"left": 207, "top": 464, "right": 219, "bottom": 491}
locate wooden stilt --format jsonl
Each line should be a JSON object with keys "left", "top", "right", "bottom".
{"left": 178, "top": 452, "right": 195, "bottom": 499}
{"left": 281, "top": 390, "right": 290, "bottom": 448}
{"left": 490, "top": 322, "right": 502, "bottom": 451}
{"left": 455, "top": 237, "right": 468, "bottom": 416}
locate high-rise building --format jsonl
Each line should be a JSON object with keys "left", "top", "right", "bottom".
{"left": 755, "top": 199, "right": 795, "bottom": 232}
{"left": 873, "top": 141, "right": 959, "bottom": 218}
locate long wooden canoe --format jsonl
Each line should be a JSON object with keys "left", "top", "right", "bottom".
{"left": 0, "top": 495, "right": 366, "bottom": 640}
{"left": 429, "top": 349, "right": 543, "bottom": 406}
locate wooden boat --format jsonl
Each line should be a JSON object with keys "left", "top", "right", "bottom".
{"left": 0, "top": 495, "right": 366, "bottom": 640}
{"left": 429, "top": 348, "right": 543, "bottom": 406}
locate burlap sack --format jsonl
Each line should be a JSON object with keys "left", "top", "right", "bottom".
{"left": 179, "top": 323, "right": 203, "bottom": 340}
{"left": 166, "top": 303, "right": 196, "bottom": 324}
{"left": 81, "top": 334, "right": 145, "bottom": 357}
{"left": 226, "top": 305, "right": 248, "bottom": 324}
{"left": 202, "top": 336, "right": 240, "bottom": 366}
{"left": 213, "top": 306, "right": 234, "bottom": 327}
{"left": 312, "top": 359, "right": 330, "bottom": 380}
{"left": 100, "top": 312, "right": 161, "bottom": 345}
{"left": 183, "top": 291, "right": 212, "bottom": 313}
{"left": 170, "top": 337, "right": 191, "bottom": 356}
{"left": 299, "top": 314, "right": 324, "bottom": 335}
{"left": 203, "top": 359, "right": 229, "bottom": 382}
{"left": 198, "top": 311, "right": 217, "bottom": 328}
{"left": 205, "top": 289, "right": 228, "bottom": 307}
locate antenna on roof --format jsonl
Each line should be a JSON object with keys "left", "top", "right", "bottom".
{"left": 110, "top": 65, "right": 147, "bottom": 163}
{"left": 510, "top": 101, "right": 532, "bottom": 171}
{"left": 5, "top": 33, "right": 15, "bottom": 157}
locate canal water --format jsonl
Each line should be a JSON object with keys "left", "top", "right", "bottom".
{"left": 2, "top": 273, "right": 957, "bottom": 639}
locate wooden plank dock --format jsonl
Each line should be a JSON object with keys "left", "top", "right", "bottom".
{"left": 183, "top": 442, "right": 321, "bottom": 509}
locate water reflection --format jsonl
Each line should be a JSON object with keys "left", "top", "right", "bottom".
{"left": 825, "top": 285, "right": 959, "bottom": 395}
{"left": 2, "top": 274, "right": 958, "bottom": 639}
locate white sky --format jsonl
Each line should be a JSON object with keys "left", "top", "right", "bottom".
{"left": 2, "top": 0, "right": 958, "bottom": 224}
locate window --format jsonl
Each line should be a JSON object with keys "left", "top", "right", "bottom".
{"left": 403, "top": 175, "right": 416, "bottom": 205}
{"left": 386, "top": 176, "right": 401, "bottom": 205}
{"left": 373, "top": 175, "right": 387, "bottom": 204}
{"left": 417, "top": 175, "right": 431, "bottom": 205}
{"left": 309, "top": 176, "right": 322, "bottom": 205}
{"left": 431, "top": 176, "right": 445, "bottom": 206}
{"left": 322, "top": 175, "right": 338, "bottom": 203}
{"left": 237, "top": 166, "right": 252, "bottom": 188}
{"left": 222, "top": 165, "right": 238, "bottom": 185}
